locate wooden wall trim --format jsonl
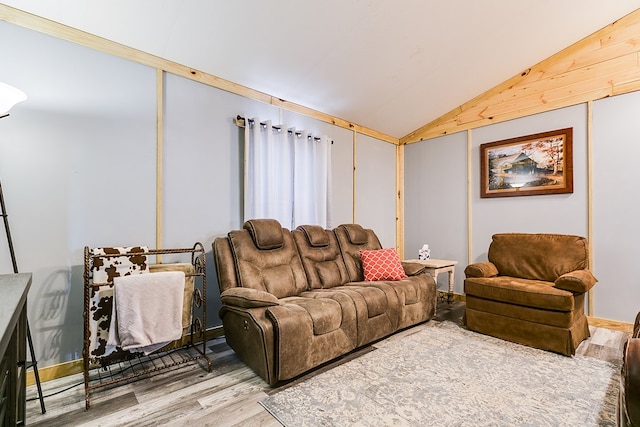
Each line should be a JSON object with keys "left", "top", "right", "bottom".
{"left": 466, "top": 130, "right": 473, "bottom": 266}
{"left": 588, "top": 316, "right": 633, "bottom": 333}
{"left": 156, "top": 69, "right": 164, "bottom": 257}
{"left": 396, "top": 144, "right": 404, "bottom": 257}
{"left": 0, "top": 4, "right": 398, "bottom": 145}
{"left": 587, "top": 100, "right": 594, "bottom": 316}
{"left": 402, "top": 8, "right": 640, "bottom": 144}
{"left": 4, "top": 3, "right": 635, "bottom": 147}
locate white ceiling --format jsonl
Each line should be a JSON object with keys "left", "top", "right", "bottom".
{"left": 3, "top": 1, "right": 640, "bottom": 138}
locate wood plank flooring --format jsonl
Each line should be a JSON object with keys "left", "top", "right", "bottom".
{"left": 25, "top": 301, "right": 630, "bottom": 426}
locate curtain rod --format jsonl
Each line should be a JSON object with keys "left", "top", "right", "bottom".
{"left": 235, "top": 115, "right": 331, "bottom": 143}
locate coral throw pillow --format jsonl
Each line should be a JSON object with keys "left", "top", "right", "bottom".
{"left": 360, "top": 248, "right": 408, "bottom": 281}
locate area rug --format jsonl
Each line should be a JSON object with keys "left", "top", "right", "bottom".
{"left": 260, "top": 321, "right": 619, "bottom": 426}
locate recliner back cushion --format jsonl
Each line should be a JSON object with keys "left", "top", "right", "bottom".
{"left": 334, "top": 224, "right": 383, "bottom": 282}
{"left": 488, "top": 233, "right": 588, "bottom": 282}
{"left": 228, "top": 224, "right": 308, "bottom": 298}
{"left": 292, "top": 225, "right": 350, "bottom": 289}
{"left": 244, "top": 218, "right": 284, "bottom": 249}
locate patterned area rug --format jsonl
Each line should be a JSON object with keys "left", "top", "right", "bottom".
{"left": 260, "top": 321, "right": 619, "bottom": 426}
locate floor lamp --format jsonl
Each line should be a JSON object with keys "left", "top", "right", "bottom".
{"left": 0, "top": 82, "right": 46, "bottom": 415}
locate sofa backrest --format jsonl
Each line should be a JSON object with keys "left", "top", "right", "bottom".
{"left": 227, "top": 219, "right": 308, "bottom": 298}
{"left": 292, "top": 225, "right": 350, "bottom": 289}
{"left": 213, "top": 237, "right": 239, "bottom": 293}
{"left": 488, "top": 233, "right": 588, "bottom": 282}
{"left": 334, "top": 223, "right": 383, "bottom": 282}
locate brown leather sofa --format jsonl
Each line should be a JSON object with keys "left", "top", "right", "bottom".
{"left": 619, "top": 312, "right": 640, "bottom": 426}
{"left": 464, "top": 233, "right": 597, "bottom": 356}
{"left": 213, "top": 219, "right": 437, "bottom": 385}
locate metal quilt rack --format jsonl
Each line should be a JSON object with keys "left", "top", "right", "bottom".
{"left": 82, "top": 243, "right": 212, "bottom": 409}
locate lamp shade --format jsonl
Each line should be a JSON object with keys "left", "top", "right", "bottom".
{"left": 0, "top": 82, "right": 27, "bottom": 115}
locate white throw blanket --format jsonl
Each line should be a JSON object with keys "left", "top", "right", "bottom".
{"left": 107, "top": 271, "right": 185, "bottom": 354}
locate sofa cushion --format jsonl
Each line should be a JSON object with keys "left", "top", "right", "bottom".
{"left": 281, "top": 297, "right": 343, "bottom": 335}
{"left": 342, "top": 285, "right": 389, "bottom": 318}
{"left": 298, "top": 224, "right": 330, "bottom": 247}
{"left": 244, "top": 219, "right": 284, "bottom": 250}
{"left": 488, "top": 233, "right": 588, "bottom": 282}
{"left": 315, "top": 261, "right": 348, "bottom": 288}
{"left": 341, "top": 223, "right": 368, "bottom": 245}
{"left": 465, "top": 276, "right": 575, "bottom": 311}
{"left": 293, "top": 227, "right": 350, "bottom": 289}
{"left": 392, "top": 278, "right": 421, "bottom": 304}
{"left": 334, "top": 224, "right": 383, "bottom": 282}
{"left": 360, "top": 248, "right": 408, "bottom": 281}
{"left": 229, "top": 221, "right": 308, "bottom": 298}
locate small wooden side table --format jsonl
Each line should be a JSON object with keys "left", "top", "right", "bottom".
{"left": 404, "top": 259, "right": 458, "bottom": 303}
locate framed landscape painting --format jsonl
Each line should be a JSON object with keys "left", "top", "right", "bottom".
{"left": 480, "top": 128, "right": 573, "bottom": 198}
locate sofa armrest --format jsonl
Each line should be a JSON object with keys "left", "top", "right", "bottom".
{"left": 266, "top": 304, "right": 315, "bottom": 380}
{"left": 621, "top": 338, "right": 640, "bottom": 425}
{"left": 401, "top": 261, "right": 426, "bottom": 276}
{"left": 213, "top": 237, "right": 239, "bottom": 292}
{"left": 553, "top": 270, "right": 597, "bottom": 293}
{"left": 464, "top": 262, "right": 499, "bottom": 278}
{"left": 220, "top": 287, "right": 282, "bottom": 308}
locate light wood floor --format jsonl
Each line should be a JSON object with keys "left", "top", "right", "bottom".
{"left": 25, "top": 301, "right": 630, "bottom": 426}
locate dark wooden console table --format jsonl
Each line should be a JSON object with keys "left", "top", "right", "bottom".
{"left": 0, "top": 273, "right": 32, "bottom": 426}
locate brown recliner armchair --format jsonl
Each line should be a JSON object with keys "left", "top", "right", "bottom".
{"left": 619, "top": 313, "right": 640, "bottom": 426}
{"left": 464, "top": 233, "right": 597, "bottom": 356}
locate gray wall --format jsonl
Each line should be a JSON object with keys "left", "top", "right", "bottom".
{"left": 355, "top": 134, "right": 398, "bottom": 248}
{"left": 405, "top": 101, "right": 640, "bottom": 323}
{"left": 592, "top": 91, "right": 640, "bottom": 322}
{"left": 471, "top": 105, "right": 589, "bottom": 258}
{"left": 404, "top": 132, "right": 467, "bottom": 294}
{"left": 0, "top": 21, "right": 397, "bottom": 367}
{"left": 0, "top": 22, "right": 157, "bottom": 363}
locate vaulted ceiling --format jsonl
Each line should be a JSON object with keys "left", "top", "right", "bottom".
{"left": 2, "top": 1, "right": 640, "bottom": 141}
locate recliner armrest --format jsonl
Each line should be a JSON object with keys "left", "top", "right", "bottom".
{"left": 401, "top": 261, "right": 426, "bottom": 276}
{"left": 621, "top": 338, "right": 640, "bottom": 425}
{"left": 553, "top": 269, "right": 597, "bottom": 293}
{"left": 464, "top": 262, "right": 499, "bottom": 278}
{"left": 220, "top": 287, "right": 282, "bottom": 308}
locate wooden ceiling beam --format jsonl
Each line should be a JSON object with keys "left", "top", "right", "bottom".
{"left": 401, "top": 8, "right": 640, "bottom": 144}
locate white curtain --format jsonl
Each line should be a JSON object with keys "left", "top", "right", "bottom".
{"left": 244, "top": 117, "right": 332, "bottom": 229}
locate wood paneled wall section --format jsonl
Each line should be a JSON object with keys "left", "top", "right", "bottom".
{"left": 402, "top": 8, "right": 640, "bottom": 144}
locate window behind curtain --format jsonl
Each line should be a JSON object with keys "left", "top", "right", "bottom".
{"left": 243, "top": 118, "right": 332, "bottom": 229}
